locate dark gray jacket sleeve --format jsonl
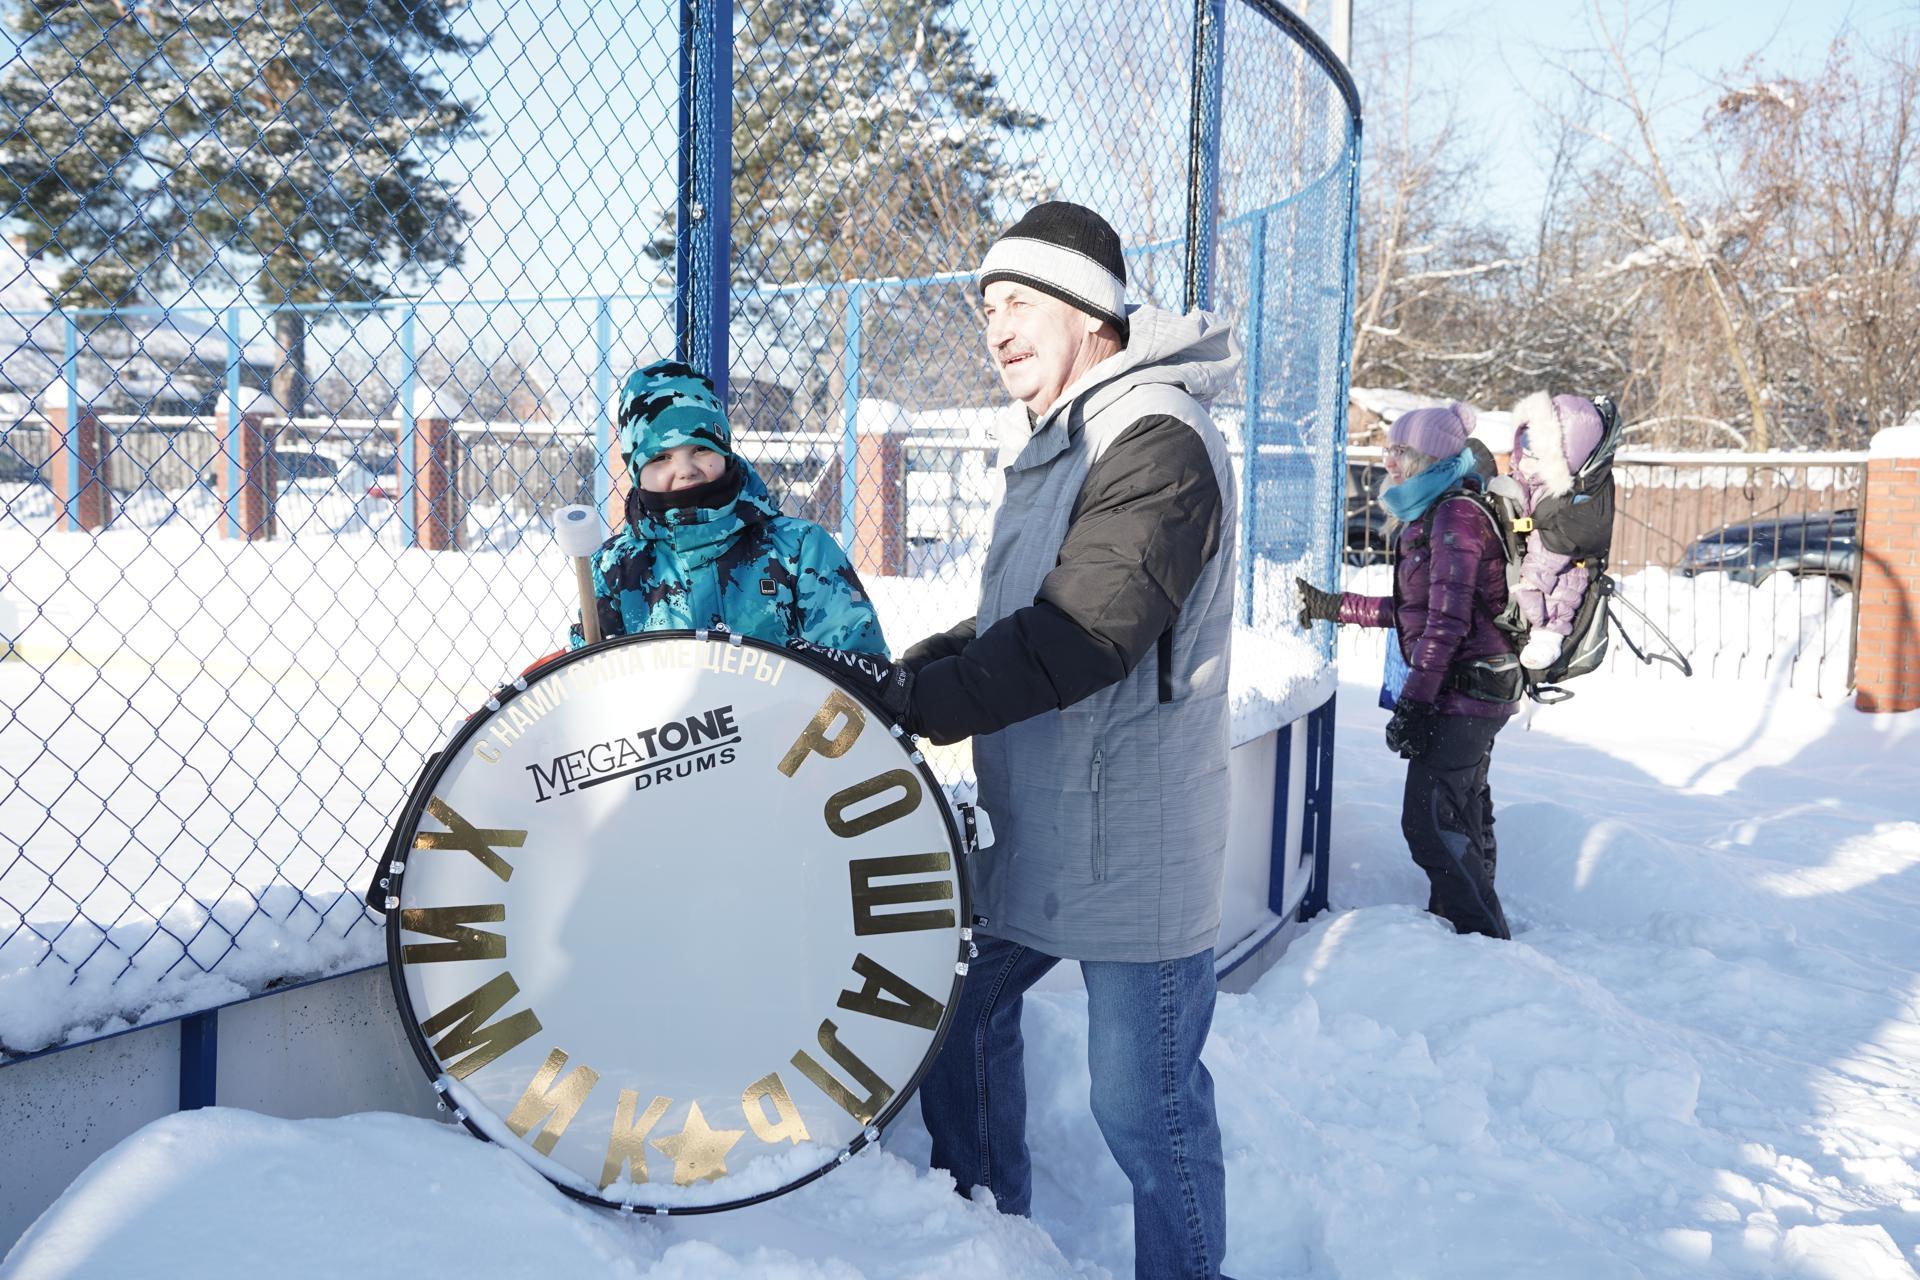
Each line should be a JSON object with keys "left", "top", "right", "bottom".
{"left": 910, "top": 415, "right": 1224, "bottom": 745}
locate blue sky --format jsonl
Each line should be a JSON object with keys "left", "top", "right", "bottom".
{"left": 1364, "top": 0, "right": 1920, "bottom": 228}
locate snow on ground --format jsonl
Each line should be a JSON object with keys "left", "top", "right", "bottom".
{"left": 6, "top": 655, "right": 1918, "bottom": 1278}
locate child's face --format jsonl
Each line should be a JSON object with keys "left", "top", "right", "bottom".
{"left": 1513, "top": 433, "right": 1543, "bottom": 485}
{"left": 640, "top": 444, "right": 725, "bottom": 493}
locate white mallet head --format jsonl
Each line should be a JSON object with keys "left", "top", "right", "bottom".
{"left": 553, "top": 504, "right": 605, "bottom": 558}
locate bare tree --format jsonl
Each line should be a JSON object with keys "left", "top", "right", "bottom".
{"left": 1348, "top": 0, "right": 1524, "bottom": 398}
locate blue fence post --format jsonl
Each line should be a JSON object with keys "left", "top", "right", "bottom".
{"left": 223, "top": 309, "right": 243, "bottom": 541}
{"left": 1240, "top": 208, "right": 1269, "bottom": 626}
{"left": 399, "top": 307, "right": 419, "bottom": 549}
{"left": 60, "top": 310, "right": 79, "bottom": 532}
{"left": 1297, "top": 695, "right": 1337, "bottom": 921}
{"left": 676, "top": 0, "right": 733, "bottom": 394}
{"left": 673, "top": 0, "right": 695, "bottom": 363}
{"left": 178, "top": 1009, "right": 218, "bottom": 1110}
{"left": 596, "top": 296, "right": 614, "bottom": 517}
{"left": 839, "top": 285, "right": 863, "bottom": 552}
{"left": 1266, "top": 712, "right": 1293, "bottom": 916}
{"left": 1184, "top": 0, "right": 1228, "bottom": 311}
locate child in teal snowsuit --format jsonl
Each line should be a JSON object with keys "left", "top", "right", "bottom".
{"left": 570, "top": 360, "right": 887, "bottom": 653}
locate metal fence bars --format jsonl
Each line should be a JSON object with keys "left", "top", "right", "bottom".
{"left": 0, "top": 0, "right": 1359, "bottom": 1056}
{"left": 1340, "top": 447, "right": 1865, "bottom": 696}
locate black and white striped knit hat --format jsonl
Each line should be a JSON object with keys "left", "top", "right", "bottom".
{"left": 976, "top": 201, "right": 1128, "bottom": 336}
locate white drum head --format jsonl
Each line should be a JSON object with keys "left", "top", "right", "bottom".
{"left": 383, "top": 633, "right": 967, "bottom": 1212}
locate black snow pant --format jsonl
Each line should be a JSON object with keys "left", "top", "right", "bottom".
{"left": 1402, "top": 712, "right": 1510, "bottom": 940}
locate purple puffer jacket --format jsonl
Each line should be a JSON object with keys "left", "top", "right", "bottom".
{"left": 1339, "top": 492, "right": 1518, "bottom": 719}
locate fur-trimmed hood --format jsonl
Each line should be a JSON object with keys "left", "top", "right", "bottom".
{"left": 1511, "top": 392, "right": 1605, "bottom": 499}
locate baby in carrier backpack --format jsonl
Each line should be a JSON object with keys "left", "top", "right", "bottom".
{"left": 1505, "top": 392, "right": 1610, "bottom": 671}
{"left": 567, "top": 359, "right": 888, "bottom": 655}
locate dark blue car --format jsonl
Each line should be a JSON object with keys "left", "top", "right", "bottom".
{"left": 1679, "top": 508, "right": 1859, "bottom": 592}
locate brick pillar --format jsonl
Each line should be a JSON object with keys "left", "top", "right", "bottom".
{"left": 814, "top": 450, "right": 844, "bottom": 534}
{"left": 852, "top": 428, "right": 906, "bottom": 579}
{"left": 414, "top": 414, "right": 464, "bottom": 551}
{"left": 220, "top": 405, "right": 276, "bottom": 541}
{"left": 45, "top": 406, "right": 113, "bottom": 532}
{"left": 607, "top": 444, "right": 633, "bottom": 533}
{"left": 1855, "top": 423, "right": 1920, "bottom": 712}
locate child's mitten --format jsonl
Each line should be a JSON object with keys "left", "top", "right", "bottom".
{"left": 1519, "top": 630, "right": 1564, "bottom": 671}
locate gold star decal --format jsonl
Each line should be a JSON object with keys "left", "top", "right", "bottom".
{"left": 649, "top": 1101, "right": 745, "bottom": 1186}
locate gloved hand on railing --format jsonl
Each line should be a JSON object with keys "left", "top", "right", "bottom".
{"left": 1295, "top": 577, "right": 1342, "bottom": 629}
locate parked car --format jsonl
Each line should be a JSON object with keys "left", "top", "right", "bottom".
{"left": 200, "top": 448, "right": 398, "bottom": 499}
{"left": 0, "top": 442, "right": 44, "bottom": 486}
{"left": 1344, "top": 463, "right": 1391, "bottom": 565}
{"left": 1679, "top": 508, "right": 1859, "bottom": 592}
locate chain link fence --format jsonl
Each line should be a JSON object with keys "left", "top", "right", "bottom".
{"left": 0, "top": 0, "right": 1358, "bottom": 1057}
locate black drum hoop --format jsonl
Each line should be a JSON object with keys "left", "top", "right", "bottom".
{"left": 380, "top": 628, "right": 972, "bottom": 1214}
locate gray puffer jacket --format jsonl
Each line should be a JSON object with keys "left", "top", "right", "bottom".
{"left": 904, "top": 305, "right": 1241, "bottom": 962}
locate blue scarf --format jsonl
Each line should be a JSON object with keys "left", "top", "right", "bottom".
{"left": 1380, "top": 448, "right": 1480, "bottom": 522}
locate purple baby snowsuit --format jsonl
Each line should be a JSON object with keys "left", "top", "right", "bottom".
{"left": 1509, "top": 392, "right": 1607, "bottom": 636}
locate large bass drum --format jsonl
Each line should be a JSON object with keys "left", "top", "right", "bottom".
{"left": 374, "top": 632, "right": 969, "bottom": 1213}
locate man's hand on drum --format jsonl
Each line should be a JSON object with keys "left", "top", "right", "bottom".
{"left": 785, "top": 640, "right": 917, "bottom": 727}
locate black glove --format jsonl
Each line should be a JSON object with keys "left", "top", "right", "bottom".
{"left": 786, "top": 640, "right": 915, "bottom": 724}
{"left": 1296, "top": 576, "right": 1341, "bottom": 629}
{"left": 1384, "top": 699, "right": 1437, "bottom": 760}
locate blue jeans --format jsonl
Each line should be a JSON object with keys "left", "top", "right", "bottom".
{"left": 920, "top": 934, "right": 1228, "bottom": 1279}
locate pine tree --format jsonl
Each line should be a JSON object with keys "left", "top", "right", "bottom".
{"left": 0, "top": 0, "right": 480, "bottom": 415}
{"left": 680, "top": 0, "right": 1045, "bottom": 409}
{"left": 0, "top": 0, "right": 182, "bottom": 308}
{"left": 720, "top": 0, "right": 1044, "bottom": 287}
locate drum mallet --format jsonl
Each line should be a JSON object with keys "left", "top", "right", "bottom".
{"left": 553, "top": 504, "right": 606, "bottom": 645}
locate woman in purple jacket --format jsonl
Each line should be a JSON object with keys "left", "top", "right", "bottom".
{"left": 1298, "top": 402, "right": 1516, "bottom": 939}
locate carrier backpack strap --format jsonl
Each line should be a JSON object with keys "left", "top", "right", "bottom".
{"left": 1420, "top": 490, "right": 1529, "bottom": 637}
{"left": 1600, "top": 579, "right": 1694, "bottom": 676}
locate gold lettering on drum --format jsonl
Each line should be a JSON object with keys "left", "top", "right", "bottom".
{"left": 849, "top": 851, "right": 956, "bottom": 935}
{"left": 504, "top": 1047, "right": 600, "bottom": 1156}
{"left": 418, "top": 972, "right": 542, "bottom": 1081}
{"left": 399, "top": 904, "right": 507, "bottom": 965}
{"left": 600, "top": 1091, "right": 672, "bottom": 1189}
{"left": 413, "top": 798, "right": 524, "bottom": 882}
{"left": 473, "top": 740, "right": 500, "bottom": 764}
{"left": 791, "top": 1019, "right": 893, "bottom": 1126}
{"left": 837, "top": 954, "right": 944, "bottom": 1030}
{"left": 777, "top": 688, "right": 865, "bottom": 777}
{"left": 741, "top": 1072, "right": 810, "bottom": 1146}
{"left": 651, "top": 1101, "right": 746, "bottom": 1187}
{"left": 824, "top": 769, "right": 922, "bottom": 837}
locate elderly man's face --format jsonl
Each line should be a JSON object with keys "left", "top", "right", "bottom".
{"left": 981, "top": 280, "right": 1117, "bottom": 416}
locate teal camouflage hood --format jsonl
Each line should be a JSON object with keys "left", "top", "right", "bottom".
{"left": 617, "top": 359, "right": 734, "bottom": 474}
{"left": 617, "top": 359, "right": 774, "bottom": 518}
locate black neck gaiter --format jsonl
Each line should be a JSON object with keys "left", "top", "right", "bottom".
{"left": 636, "top": 457, "right": 745, "bottom": 518}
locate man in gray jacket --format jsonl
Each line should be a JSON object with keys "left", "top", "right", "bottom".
{"left": 854, "top": 201, "right": 1242, "bottom": 1279}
